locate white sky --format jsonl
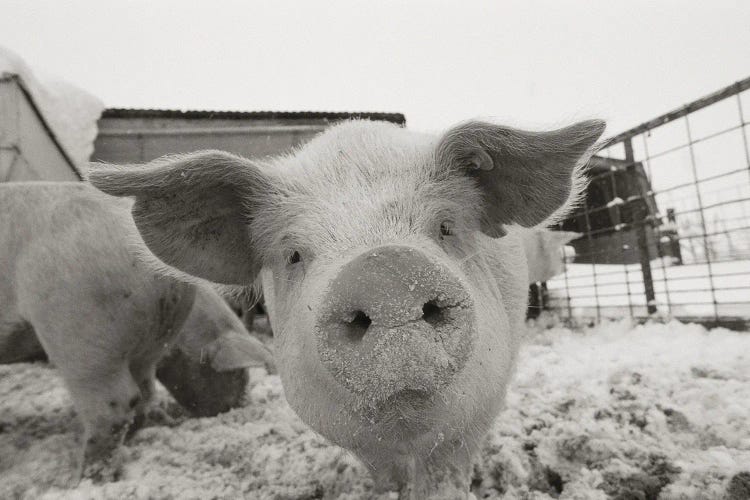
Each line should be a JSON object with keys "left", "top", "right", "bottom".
{"left": 1, "top": 0, "right": 749, "bottom": 136}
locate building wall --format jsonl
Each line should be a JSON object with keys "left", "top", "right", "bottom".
{"left": 94, "top": 118, "right": 325, "bottom": 163}
{"left": 0, "top": 77, "right": 80, "bottom": 181}
{"left": 92, "top": 111, "right": 406, "bottom": 164}
{"left": 561, "top": 157, "right": 670, "bottom": 265}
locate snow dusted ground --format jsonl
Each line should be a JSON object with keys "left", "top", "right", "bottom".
{"left": 1, "top": 319, "right": 748, "bottom": 499}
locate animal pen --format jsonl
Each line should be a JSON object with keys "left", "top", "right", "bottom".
{"left": 542, "top": 77, "right": 750, "bottom": 330}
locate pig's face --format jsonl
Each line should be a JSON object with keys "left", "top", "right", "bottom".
{"left": 91, "top": 118, "right": 603, "bottom": 490}
{"left": 253, "top": 123, "right": 533, "bottom": 445}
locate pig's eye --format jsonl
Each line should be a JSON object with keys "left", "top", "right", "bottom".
{"left": 287, "top": 250, "right": 302, "bottom": 265}
{"left": 439, "top": 221, "right": 455, "bottom": 239}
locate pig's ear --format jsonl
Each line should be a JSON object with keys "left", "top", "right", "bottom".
{"left": 436, "top": 120, "right": 605, "bottom": 235}
{"left": 206, "top": 331, "right": 277, "bottom": 373}
{"left": 89, "top": 151, "right": 272, "bottom": 285}
{"left": 554, "top": 231, "right": 582, "bottom": 245}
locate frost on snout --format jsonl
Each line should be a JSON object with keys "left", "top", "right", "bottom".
{"left": 315, "top": 245, "right": 474, "bottom": 407}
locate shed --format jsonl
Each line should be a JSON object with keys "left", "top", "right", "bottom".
{"left": 560, "top": 155, "right": 677, "bottom": 265}
{"left": 92, "top": 108, "right": 406, "bottom": 163}
{"left": 0, "top": 75, "right": 81, "bottom": 181}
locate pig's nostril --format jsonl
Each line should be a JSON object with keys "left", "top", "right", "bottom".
{"left": 422, "top": 300, "right": 443, "bottom": 326}
{"left": 351, "top": 310, "right": 371, "bottom": 329}
{"left": 344, "top": 310, "right": 371, "bottom": 341}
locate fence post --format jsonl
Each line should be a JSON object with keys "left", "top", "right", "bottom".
{"left": 666, "top": 208, "right": 683, "bottom": 265}
{"left": 634, "top": 204, "right": 657, "bottom": 315}
{"left": 624, "top": 138, "right": 658, "bottom": 316}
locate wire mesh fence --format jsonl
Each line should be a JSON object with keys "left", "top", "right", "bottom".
{"left": 542, "top": 77, "right": 750, "bottom": 330}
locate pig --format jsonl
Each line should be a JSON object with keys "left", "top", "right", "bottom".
{"left": 0, "top": 280, "right": 275, "bottom": 416}
{"left": 156, "top": 285, "right": 276, "bottom": 417}
{"left": 90, "top": 118, "right": 604, "bottom": 498}
{"left": 225, "top": 293, "right": 262, "bottom": 335}
{"left": 523, "top": 229, "right": 581, "bottom": 284}
{"left": 0, "top": 182, "right": 274, "bottom": 481}
{"left": 523, "top": 229, "right": 580, "bottom": 318}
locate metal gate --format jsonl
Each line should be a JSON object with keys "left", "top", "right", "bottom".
{"left": 547, "top": 77, "right": 750, "bottom": 330}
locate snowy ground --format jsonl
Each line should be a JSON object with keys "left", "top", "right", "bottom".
{"left": 1, "top": 319, "right": 749, "bottom": 499}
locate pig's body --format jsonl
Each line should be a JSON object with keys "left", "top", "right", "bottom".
{"left": 524, "top": 229, "right": 580, "bottom": 318}
{"left": 523, "top": 229, "right": 580, "bottom": 284}
{"left": 91, "top": 118, "right": 604, "bottom": 498}
{"left": 0, "top": 182, "right": 273, "bottom": 481}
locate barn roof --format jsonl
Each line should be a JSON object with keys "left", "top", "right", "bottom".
{"left": 101, "top": 108, "right": 406, "bottom": 125}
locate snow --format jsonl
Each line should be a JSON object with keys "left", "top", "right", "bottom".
{"left": 1, "top": 319, "right": 748, "bottom": 499}
{"left": 0, "top": 46, "right": 104, "bottom": 172}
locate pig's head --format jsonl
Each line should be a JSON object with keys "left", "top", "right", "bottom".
{"left": 156, "top": 283, "right": 276, "bottom": 417}
{"left": 524, "top": 229, "right": 582, "bottom": 284}
{"left": 90, "top": 118, "right": 603, "bottom": 494}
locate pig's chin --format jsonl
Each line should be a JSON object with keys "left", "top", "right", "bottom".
{"left": 362, "top": 388, "right": 439, "bottom": 436}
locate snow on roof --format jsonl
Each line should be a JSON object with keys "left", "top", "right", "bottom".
{"left": 0, "top": 46, "right": 104, "bottom": 174}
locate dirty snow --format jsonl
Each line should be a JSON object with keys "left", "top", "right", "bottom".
{"left": 1, "top": 318, "right": 748, "bottom": 499}
{"left": 0, "top": 46, "right": 104, "bottom": 172}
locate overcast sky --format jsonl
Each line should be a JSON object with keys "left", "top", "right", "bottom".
{"left": 1, "top": 1, "right": 748, "bottom": 136}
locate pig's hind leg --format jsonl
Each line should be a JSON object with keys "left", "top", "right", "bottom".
{"left": 127, "top": 359, "right": 177, "bottom": 433}
{"left": 64, "top": 363, "right": 142, "bottom": 482}
{"left": 24, "top": 309, "right": 142, "bottom": 481}
{"left": 16, "top": 244, "right": 145, "bottom": 482}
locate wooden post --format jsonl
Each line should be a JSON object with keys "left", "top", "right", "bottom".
{"left": 624, "top": 138, "right": 657, "bottom": 315}
{"left": 634, "top": 205, "right": 658, "bottom": 315}
{"left": 666, "top": 208, "right": 683, "bottom": 265}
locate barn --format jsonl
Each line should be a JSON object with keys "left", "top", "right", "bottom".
{"left": 0, "top": 75, "right": 82, "bottom": 181}
{"left": 92, "top": 108, "right": 405, "bottom": 163}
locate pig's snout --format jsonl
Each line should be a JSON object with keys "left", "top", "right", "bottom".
{"left": 315, "top": 245, "right": 475, "bottom": 404}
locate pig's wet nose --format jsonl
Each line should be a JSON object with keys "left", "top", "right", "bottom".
{"left": 323, "top": 245, "right": 467, "bottom": 323}
{"left": 316, "top": 245, "right": 475, "bottom": 401}
{"left": 339, "top": 298, "right": 451, "bottom": 343}
{"left": 340, "top": 309, "right": 372, "bottom": 342}
{"left": 421, "top": 299, "right": 447, "bottom": 327}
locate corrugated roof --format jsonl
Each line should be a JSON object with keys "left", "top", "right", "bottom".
{"left": 102, "top": 108, "right": 406, "bottom": 124}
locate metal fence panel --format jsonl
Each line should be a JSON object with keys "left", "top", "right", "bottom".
{"left": 545, "top": 77, "right": 750, "bottom": 330}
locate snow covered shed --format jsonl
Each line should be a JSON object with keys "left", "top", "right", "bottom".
{"left": 0, "top": 75, "right": 81, "bottom": 181}
{"left": 559, "top": 155, "right": 672, "bottom": 265}
{"left": 92, "top": 109, "right": 406, "bottom": 164}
